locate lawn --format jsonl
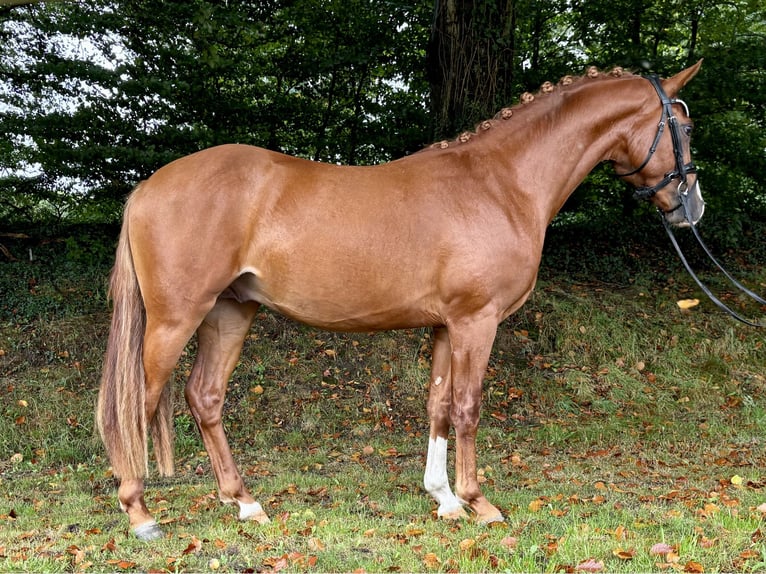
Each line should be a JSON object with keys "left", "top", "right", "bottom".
{"left": 1, "top": 241, "right": 766, "bottom": 572}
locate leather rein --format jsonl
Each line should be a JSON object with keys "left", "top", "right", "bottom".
{"left": 620, "top": 75, "right": 766, "bottom": 327}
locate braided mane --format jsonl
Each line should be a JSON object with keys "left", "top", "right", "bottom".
{"left": 423, "top": 66, "right": 633, "bottom": 151}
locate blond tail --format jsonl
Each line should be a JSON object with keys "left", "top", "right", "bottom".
{"left": 96, "top": 190, "right": 175, "bottom": 479}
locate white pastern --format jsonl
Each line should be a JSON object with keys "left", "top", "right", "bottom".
{"left": 423, "top": 436, "right": 463, "bottom": 515}
{"left": 238, "top": 500, "right": 270, "bottom": 523}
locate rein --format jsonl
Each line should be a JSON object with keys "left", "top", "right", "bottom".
{"left": 661, "top": 196, "right": 766, "bottom": 328}
{"left": 625, "top": 75, "right": 766, "bottom": 327}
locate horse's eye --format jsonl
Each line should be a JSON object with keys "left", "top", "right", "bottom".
{"left": 683, "top": 124, "right": 693, "bottom": 137}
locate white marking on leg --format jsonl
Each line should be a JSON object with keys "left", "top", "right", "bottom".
{"left": 434, "top": 376, "right": 443, "bottom": 386}
{"left": 133, "top": 520, "right": 163, "bottom": 541}
{"left": 423, "top": 436, "right": 463, "bottom": 516}
{"left": 238, "top": 500, "right": 270, "bottom": 523}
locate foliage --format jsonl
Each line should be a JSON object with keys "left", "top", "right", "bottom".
{"left": 0, "top": 0, "right": 764, "bottom": 242}
{"left": 0, "top": 0, "right": 431, "bottom": 229}
{"left": 0, "top": 227, "right": 115, "bottom": 322}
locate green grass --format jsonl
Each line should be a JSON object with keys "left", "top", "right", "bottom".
{"left": 2, "top": 266, "right": 766, "bottom": 572}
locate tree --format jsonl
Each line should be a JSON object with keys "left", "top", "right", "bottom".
{"left": 427, "top": 0, "right": 518, "bottom": 138}
{"left": 0, "top": 0, "right": 431, "bottom": 228}
{"left": 0, "top": 0, "right": 763, "bottom": 243}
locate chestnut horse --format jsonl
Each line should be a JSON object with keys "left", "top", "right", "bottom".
{"left": 97, "top": 63, "right": 704, "bottom": 540}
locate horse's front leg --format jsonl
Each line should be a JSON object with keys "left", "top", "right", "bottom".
{"left": 449, "top": 317, "right": 504, "bottom": 523}
{"left": 185, "top": 299, "right": 270, "bottom": 525}
{"left": 424, "top": 327, "right": 468, "bottom": 519}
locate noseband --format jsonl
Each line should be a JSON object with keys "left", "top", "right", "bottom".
{"left": 616, "top": 75, "right": 696, "bottom": 202}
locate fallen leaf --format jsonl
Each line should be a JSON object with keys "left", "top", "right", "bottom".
{"left": 272, "top": 556, "right": 289, "bottom": 573}
{"left": 106, "top": 560, "right": 137, "bottom": 570}
{"left": 575, "top": 558, "right": 604, "bottom": 572}
{"left": 677, "top": 299, "right": 700, "bottom": 310}
{"left": 731, "top": 475, "right": 744, "bottom": 486}
{"left": 423, "top": 553, "right": 441, "bottom": 569}
{"left": 308, "top": 537, "right": 325, "bottom": 552}
{"left": 529, "top": 498, "right": 545, "bottom": 512}
{"left": 684, "top": 560, "right": 704, "bottom": 573}
{"left": 500, "top": 536, "right": 518, "bottom": 550}
{"left": 182, "top": 536, "right": 202, "bottom": 555}
{"left": 613, "top": 547, "right": 636, "bottom": 560}
{"left": 666, "top": 552, "right": 681, "bottom": 564}
{"left": 613, "top": 525, "right": 628, "bottom": 540}
{"left": 698, "top": 536, "right": 717, "bottom": 549}
{"left": 651, "top": 543, "right": 675, "bottom": 555}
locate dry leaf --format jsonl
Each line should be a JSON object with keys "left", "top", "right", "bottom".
{"left": 308, "top": 537, "right": 325, "bottom": 552}
{"left": 182, "top": 535, "right": 202, "bottom": 555}
{"left": 677, "top": 299, "right": 700, "bottom": 310}
{"left": 613, "top": 525, "right": 628, "bottom": 540}
{"left": 500, "top": 536, "right": 518, "bottom": 550}
{"left": 575, "top": 558, "right": 604, "bottom": 572}
{"left": 613, "top": 547, "right": 636, "bottom": 560}
{"left": 423, "top": 553, "right": 441, "bottom": 569}
{"left": 651, "top": 543, "right": 675, "bottom": 555}
{"left": 684, "top": 560, "right": 704, "bottom": 573}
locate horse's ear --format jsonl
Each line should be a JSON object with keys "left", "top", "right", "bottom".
{"left": 662, "top": 59, "right": 703, "bottom": 97}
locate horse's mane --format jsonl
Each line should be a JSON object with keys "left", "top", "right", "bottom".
{"left": 421, "top": 66, "right": 635, "bottom": 152}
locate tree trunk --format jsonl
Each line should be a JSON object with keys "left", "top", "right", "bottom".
{"left": 427, "top": 0, "right": 516, "bottom": 139}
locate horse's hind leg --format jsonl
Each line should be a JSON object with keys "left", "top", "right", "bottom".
{"left": 119, "top": 315, "right": 201, "bottom": 539}
{"left": 184, "top": 297, "right": 269, "bottom": 524}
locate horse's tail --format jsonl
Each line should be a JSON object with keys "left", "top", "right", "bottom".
{"left": 96, "top": 189, "right": 175, "bottom": 479}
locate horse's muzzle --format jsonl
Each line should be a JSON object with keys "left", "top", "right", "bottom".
{"left": 664, "top": 181, "right": 705, "bottom": 227}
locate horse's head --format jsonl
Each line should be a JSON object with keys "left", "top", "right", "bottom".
{"left": 614, "top": 61, "right": 704, "bottom": 227}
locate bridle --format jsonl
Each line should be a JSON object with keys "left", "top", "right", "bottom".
{"left": 617, "top": 75, "right": 766, "bottom": 327}
{"left": 616, "top": 75, "right": 697, "bottom": 206}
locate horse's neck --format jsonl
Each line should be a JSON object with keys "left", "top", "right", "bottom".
{"left": 493, "top": 82, "right": 639, "bottom": 224}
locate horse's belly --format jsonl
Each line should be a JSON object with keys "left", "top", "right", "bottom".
{"left": 222, "top": 270, "right": 440, "bottom": 332}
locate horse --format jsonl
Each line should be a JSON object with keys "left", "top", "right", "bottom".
{"left": 97, "top": 62, "right": 704, "bottom": 540}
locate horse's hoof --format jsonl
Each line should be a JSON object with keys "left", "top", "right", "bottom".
{"left": 239, "top": 501, "right": 271, "bottom": 524}
{"left": 438, "top": 506, "right": 470, "bottom": 521}
{"left": 133, "top": 520, "right": 163, "bottom": 541}
{"left": 477, "top": 512, "right": 505, "bottom": 525}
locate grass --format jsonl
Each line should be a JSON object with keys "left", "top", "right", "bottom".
{"left": 2, "top": 250, "right": 766, "bottom": 571}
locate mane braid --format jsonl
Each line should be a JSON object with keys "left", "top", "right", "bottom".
{"left": 423, "top": 66, "right": 633, "bottom": 152}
